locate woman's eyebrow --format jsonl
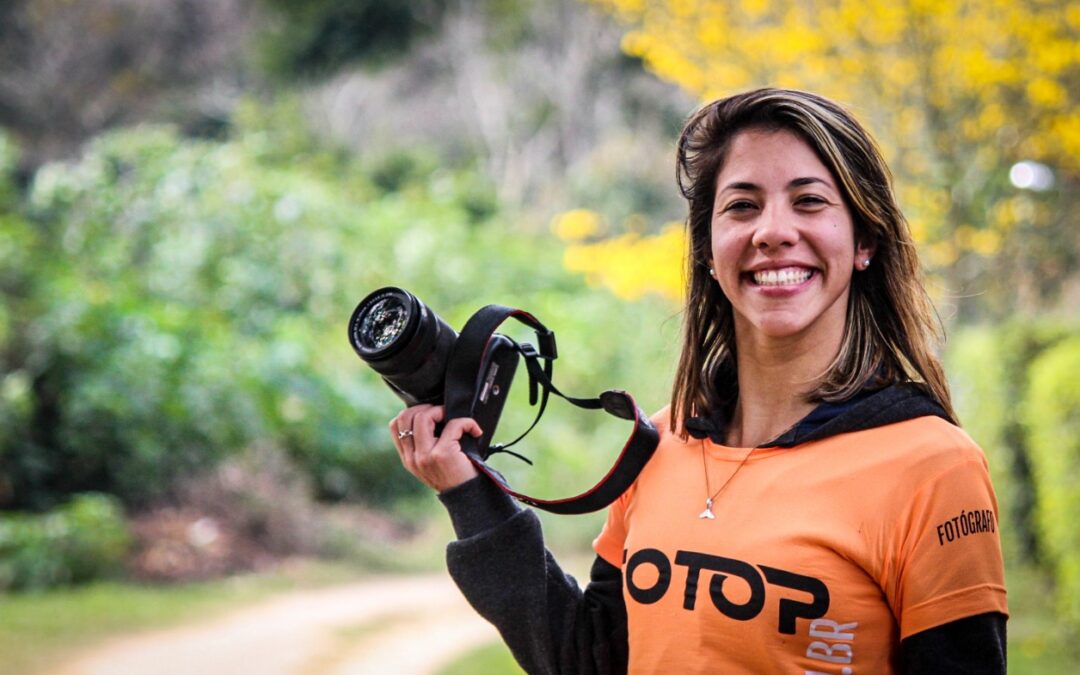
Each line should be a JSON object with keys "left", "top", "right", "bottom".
{"left": 720, "top": 180, "right": 759, "bottom": 192}
{"left": 718, "top": 176, "right": 831, "bottom": 192}
{"left": 788, "top": 176, "right": 830, "bottom": 188}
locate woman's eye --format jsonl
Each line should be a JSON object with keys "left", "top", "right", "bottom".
{"left": 796, "top": 195, "right": 827, "bottom": 207}
{"left": 724, "top": 200, "right": 757, "bottom": 213}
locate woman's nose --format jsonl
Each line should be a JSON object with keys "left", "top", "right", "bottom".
{"left": 750, "top": 204, "right": 799, "bottom": 250}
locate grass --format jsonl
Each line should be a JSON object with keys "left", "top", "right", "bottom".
{"left": 0, "top": 560, "right": 366, "bottom": 675}
{"left": 0, "top": 500, "right": 452, "bottom": 675}
{"left": 436, "top": 641, "right": 524, "bottom": 675}
{"left": 0, "top": 510, "right": 453, "bottom": 675}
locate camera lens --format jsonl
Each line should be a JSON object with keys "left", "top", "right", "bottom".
{"left": 355, "top": 296, "right": 410, "bottom": 352}
{"left": 349, "top": 287, "right": 457, "bottom": 406}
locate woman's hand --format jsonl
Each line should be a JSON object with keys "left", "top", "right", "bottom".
{"left": 389, "top": 405, "right": 482, "bottom": 492}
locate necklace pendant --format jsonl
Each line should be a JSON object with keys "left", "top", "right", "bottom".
{"left": 698, "top": 498, "right": 716, "bottom": 520}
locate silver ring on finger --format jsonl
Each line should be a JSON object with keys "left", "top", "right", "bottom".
{"left": 397, "top": 429, "right": 414, "bottom": 440}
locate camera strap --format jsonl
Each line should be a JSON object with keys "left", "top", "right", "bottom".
{"left": 443, "top": 304, "right": 659, "bottom": 515}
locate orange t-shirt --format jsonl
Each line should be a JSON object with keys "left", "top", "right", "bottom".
{"left": 593, "top": 411, "right": 1007, "bottom": 674}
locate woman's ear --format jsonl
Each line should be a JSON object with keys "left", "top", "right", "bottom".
{"left": 855, "top": 239, "right": 878, "bottom": 271}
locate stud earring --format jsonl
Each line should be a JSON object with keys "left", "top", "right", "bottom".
{"left": 862, "top": 258, "right": 871, "bottom": 269}
{"left": 708, "top": 268, "right": 716, "bottom": 277}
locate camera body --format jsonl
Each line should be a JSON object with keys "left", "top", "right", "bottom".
{"left": 348, "top": 286, "right": 519, "bottom": 456}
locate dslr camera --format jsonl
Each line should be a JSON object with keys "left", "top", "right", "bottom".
{"left": 348, "top": 286, "right": 524, "bottom": 458}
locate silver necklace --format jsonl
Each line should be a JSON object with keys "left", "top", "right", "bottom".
{"left": 698, "top": 440, "right": 756, "bottom": 519}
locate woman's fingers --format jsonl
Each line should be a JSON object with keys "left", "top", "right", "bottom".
{"left": 411, "top": 405, "right": 446, "bottom": 452}
{"left": 388, "top": 406, "right": 482, "bottom": 491}
{"left": 389, "top": 404, "right": 433, "bottom": 472}
{"left": 414, "top": 416, "right": 482, "bottom": 491}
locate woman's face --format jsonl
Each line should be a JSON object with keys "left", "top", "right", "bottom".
{"left": 709, "top": 128, "right": 874, "bottom": 347}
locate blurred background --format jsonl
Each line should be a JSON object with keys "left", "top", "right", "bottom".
{"left": 0, "top": 0, "right": 1075, "bottom": 673}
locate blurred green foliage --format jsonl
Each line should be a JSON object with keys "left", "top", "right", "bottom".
{"left": 947, "top": 328, "right": 1019, "bottom": 559}
{"left": 1, "top": 104, "right": 408, "bottom": 509}
{"left": 1024, "top": 337, "right": 1080, "bottom": 638}
{"left": 0, "top": 493, "right": 130, "bottom": 591}
{"left": 947, "top": 321, "right": 1080, "bottom": 647}
{"left": 0, "top": 95, "right": 678, "bottom": 518}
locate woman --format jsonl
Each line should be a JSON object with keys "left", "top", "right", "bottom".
{"left": 390, "top": 88, "right": 1007, "bottom": 673}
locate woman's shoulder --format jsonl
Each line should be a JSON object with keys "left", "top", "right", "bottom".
{"left": 648, "top": 405, "right": 698, "bottom": 450}
{"left": 855, "top": 414, "right": 989, "bottom": 478}
{"left": 649, "top": 405, "right": 673, "bottom": 434}
{"left": 876, "top": 413, "right": 981, "bottom": 451}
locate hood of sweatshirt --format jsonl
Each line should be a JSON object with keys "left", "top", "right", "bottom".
{"left": 684, "top": 382, "right": 951, "bottom": 448}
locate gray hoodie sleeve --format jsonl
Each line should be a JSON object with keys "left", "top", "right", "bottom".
{"left": 438, "top": 475, "right": 628, "bottom": 675}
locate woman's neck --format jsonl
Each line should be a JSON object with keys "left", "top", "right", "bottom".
{"left": 725, "top": 330, "right": 841, "bottom": 448}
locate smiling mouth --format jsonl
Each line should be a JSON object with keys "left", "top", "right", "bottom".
{"left": 748, "top": 267, "right": 814, "bottom": 287}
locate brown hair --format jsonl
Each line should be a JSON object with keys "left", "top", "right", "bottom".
{"left": 669, "top": 88, "right": 955, "bottom": 437}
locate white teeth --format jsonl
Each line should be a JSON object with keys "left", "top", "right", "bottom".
{"left": 752, "top": 267, "right": 812, "bottom": 286}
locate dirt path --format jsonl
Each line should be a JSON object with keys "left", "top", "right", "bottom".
{"left": 51, "top": 573, "right": 503, "bottom": 675}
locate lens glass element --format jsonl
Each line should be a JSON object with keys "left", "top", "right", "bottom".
{"left": 357, "top": 297, "right": 409, "bottom": 351}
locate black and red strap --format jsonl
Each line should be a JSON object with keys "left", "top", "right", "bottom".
{"left": 442, "top": 304, "right": 659, "bottom": 515}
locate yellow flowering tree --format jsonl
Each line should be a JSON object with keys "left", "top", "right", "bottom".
{"left": 560, "top": 0, "right": 1078, "bottom": 316}
{"left": 554, "top": 209, "right": 687, "bottom": 300}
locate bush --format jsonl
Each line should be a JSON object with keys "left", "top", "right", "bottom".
{"left": 1023, "top": 336, "right": 1080, "bottom": 637}
{"left": 946, "top": 322, "right": 1074, "bottom": 566}
{"left": 127, "top": 445, "right": 320, "bottom": 582}
{"left": 1, "top": 96, "right": 685, "bottom": 520}
{"left": 1, "top": 98, "right": 685, "bottom": 516}
{"left": 0, "top": 116, "right": 414, "bottom": 509}
{"left": 946, "top": 327, "right": 1017, "bottom": 560}
{"left": 0, "top": 493, "right": 131, "bottom": 591}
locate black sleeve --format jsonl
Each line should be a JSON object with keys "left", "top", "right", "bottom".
{"left": 439, "top": 475, "right": 628, "bottom": 675}
{"left": 900, "top": 612, "right": 1007, "bottom": 674}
